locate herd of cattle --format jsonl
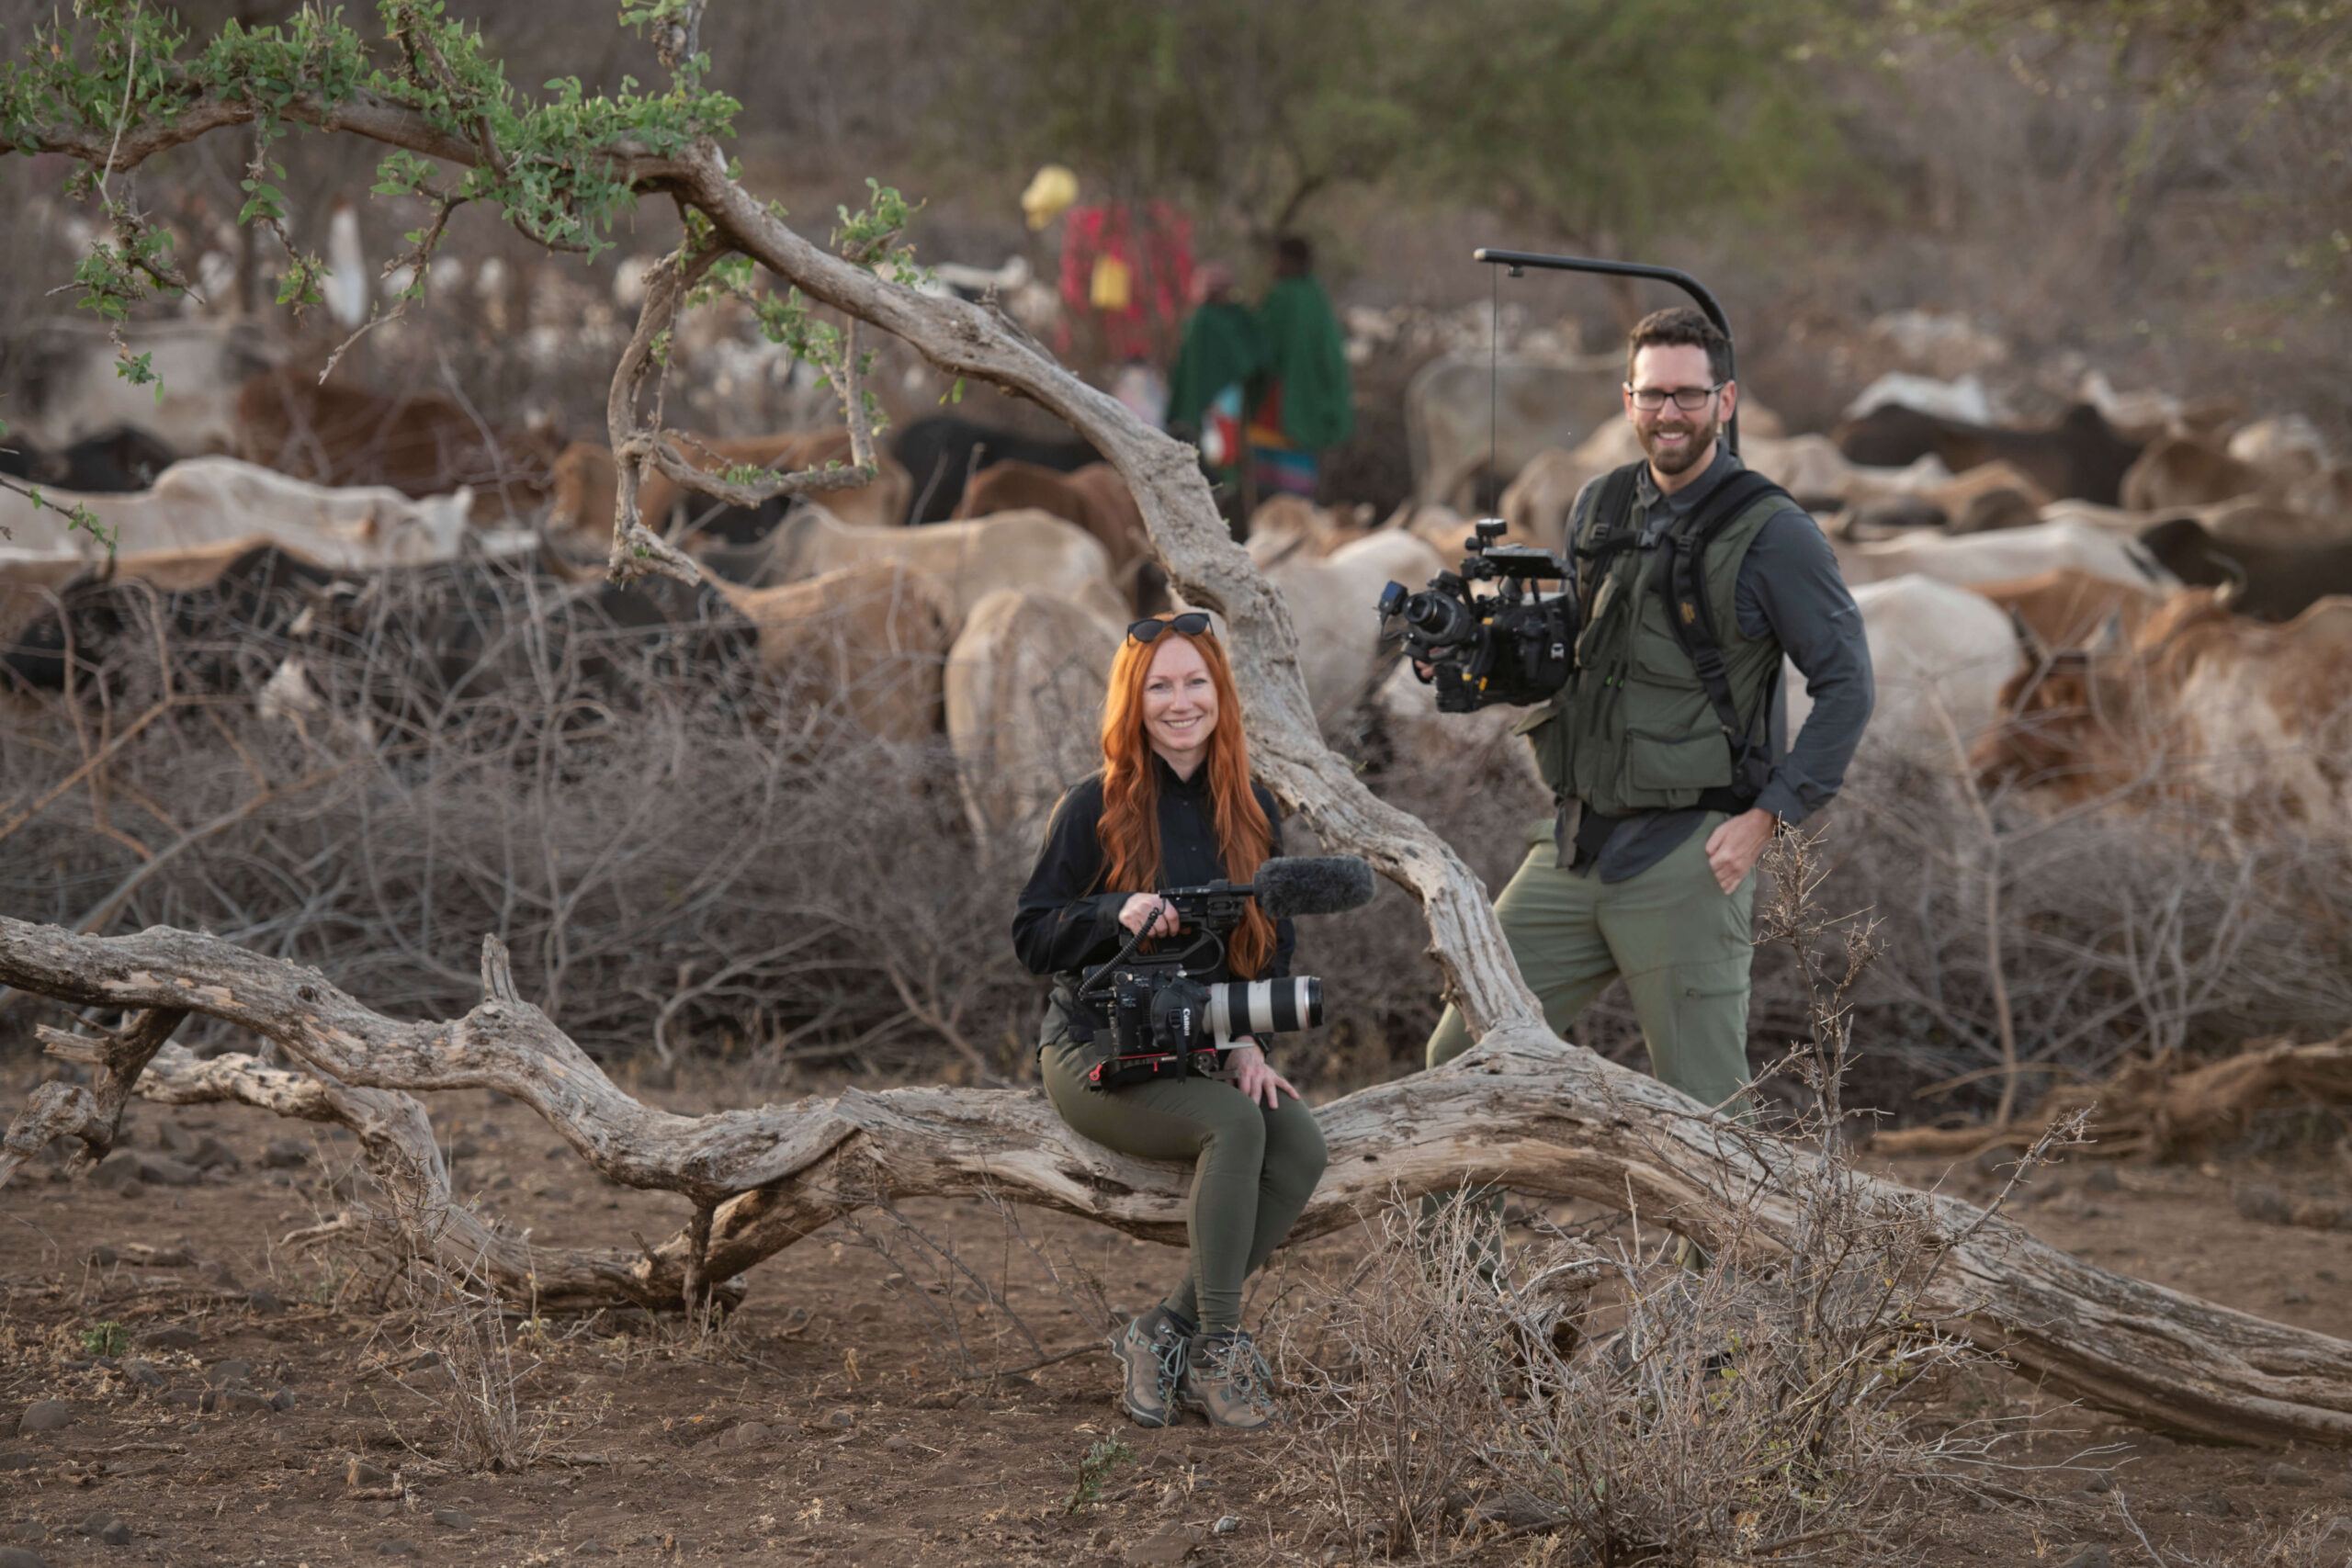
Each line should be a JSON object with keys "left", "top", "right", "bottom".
{"left": 4, "top": 350, "right": 2351, "bottom": 843}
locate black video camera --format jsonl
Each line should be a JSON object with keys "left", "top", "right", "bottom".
{"left": 1071, "top": 856, "right": 1375, "bottom": 1091}
{"left": 1377, "top": 519, "right": 1576, "bottom": 713}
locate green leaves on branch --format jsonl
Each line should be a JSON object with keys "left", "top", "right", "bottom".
{"left": 0, "top": 418, "right": 119, "bottom": 553}
{"left": 1, "top": 0, "right": 746, "bottom": 277}
{"left": 833, "top": 178, "right": 925, "bottom": 287}
{"left": 0, "top": 0, "right": 196, "bottom": 158}
{"left": 4, "top": 0, "right": 929, "bottom": 440}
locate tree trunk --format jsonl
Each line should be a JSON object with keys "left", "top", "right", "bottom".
{"left": 5, "top": 921, "right": 2352, "bottom": 1446}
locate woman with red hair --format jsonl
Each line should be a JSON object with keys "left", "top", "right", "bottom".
{"left": 1013, "top": 612, "right": 1328, "bottom": 1429}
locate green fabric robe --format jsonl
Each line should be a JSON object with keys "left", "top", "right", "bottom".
{"left": 1163, "top": 301, "right": 1267, "bottom": 433}
{"left": 1251, "top": 275, "right": 1355, "bottom": 451}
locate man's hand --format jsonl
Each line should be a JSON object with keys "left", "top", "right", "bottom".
{"left": 1703, "top": 807, "right": 1778, "bottom": 894}
{"left": 1225, "top": 1042, "right": 1298, "bottom": 1109}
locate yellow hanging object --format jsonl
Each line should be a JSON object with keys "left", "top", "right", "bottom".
{"left": 1089, "top": 254, "right": 1133, "bottom": 312}
{"left": 1021, "top": 164, "right": 1079, "bottom": 230}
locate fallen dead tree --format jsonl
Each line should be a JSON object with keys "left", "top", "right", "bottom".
{"left": 6, "top": 2, "right": 2352, "bottom": 1454}
{"left": 1875, "top": 1030, "right": 2352, "bottom": 1160}
{"left": 8, "top": 922, "right": 2352, "bottom": 1448}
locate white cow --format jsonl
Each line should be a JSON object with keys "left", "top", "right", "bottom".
{"left": 1844, "top": 370, "right": 2001, "bottom": 426}
{"left": 760, "top": 505, "right": 1128, "bottom": 634}
{"left": 6, "top": 320, "right": 277, "bottom": 453}
{"left": 1838, "top": 518, "right": 2175, "bottom": 592}
{"left": 1406, "top": 355, "right": 1624, "bottom": 510}
{"left": 1784, "top": 574, "right": 2018, "bottom": 763}
{"left": 1495, "top": 424, "right": 1645, "bottom": 554}
{"left": 1263, "top": 530, "right": 1447, "bottom": 730}
{"left": 944, "top": 588, "right": 1120, "bottom": 847}
{"left": 1370, "top": 660, "right": 1546, "bottom": 792}
{"left": 0, "top": 457, "right": 479, "bottom": 569}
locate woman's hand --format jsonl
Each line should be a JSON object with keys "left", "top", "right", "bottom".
{"left": 1117, "top": 894, "right": 1180, "bottom": 937}
{"left": 1224, "top": 1042, "right": 1298, "bottom": 1110}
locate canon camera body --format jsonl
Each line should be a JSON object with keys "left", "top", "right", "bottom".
{"left": 1378, "top": 519, "right": 1577, "bottom": 713}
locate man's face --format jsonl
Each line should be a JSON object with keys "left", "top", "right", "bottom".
{"left": 1624, "top": 344, "right": 1735, "bottom": 477}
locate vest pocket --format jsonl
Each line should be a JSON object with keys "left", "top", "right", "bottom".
{"left": 1624, "top": 728, "right": 1733, "bottom": 794}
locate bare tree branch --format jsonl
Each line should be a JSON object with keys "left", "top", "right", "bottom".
{"left": 0, "top": 918, "right": 2350, "bottom": 1444}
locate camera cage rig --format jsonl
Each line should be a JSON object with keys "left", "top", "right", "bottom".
{"left": 1069, "top": 873, "right": 1337, "bottom": 1091}
{"left": 1374, "top": 248, "right": 1745, "bottom": 715}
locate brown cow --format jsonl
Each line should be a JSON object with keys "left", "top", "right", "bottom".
{"left": 1968, "top": 568, "right": 2165, "bottom": 653}
{"left": 1244, "top": 495, "right": 1375, "bottom": 565}
{"left": 1933, "top": 460, "right": 2054, "bottom": 535}
{"left": 953, "top": 460, "right": 1148, "bottom": 570}
{"left": 951, "top": 459, "right": 1159, "bottom": 609}
{"left": 234, "top": 367, "right": 562, "bottom": 519}
{"left": 706, "top": 559, "right": 952, "bottom": 743}
{"left": 1970, "top": 589, "right": 2352, "bottom": 829}
{"left": 546, "top": 430, "right": 910, "bottom": 554}
{"left": 2120, "top": 432, "right": 2267, "bottom": 513}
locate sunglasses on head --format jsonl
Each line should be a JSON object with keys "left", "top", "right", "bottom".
{"left": 1126, "top": 612, "right": 1213, "bottom": 645}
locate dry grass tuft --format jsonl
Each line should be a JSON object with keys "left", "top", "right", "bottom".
{"left": 1256, "top": 827, "right": 2108, "bottom": 1564}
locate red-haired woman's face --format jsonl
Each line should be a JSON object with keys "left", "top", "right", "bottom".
{"left": 1141, "top": 634, "right": 1218, "bottom": 775}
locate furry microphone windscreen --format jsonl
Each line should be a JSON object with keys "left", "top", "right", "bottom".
{"left": 1250, "top": 856, "right": 1377, "bottom": 919}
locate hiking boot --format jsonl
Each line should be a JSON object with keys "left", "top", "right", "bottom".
{"left": 1181, "top": 1329, "right": 1277, "bottom": 1429}
{"left": 1114, "top": 1304, "right": 1193, "bottom": 1428}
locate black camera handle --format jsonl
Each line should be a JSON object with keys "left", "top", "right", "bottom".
{"left": 1471, "top": 248, "right": 1739, "bottom": 459}
{"left": 1073, "top": 896, "right": 1227, "bottom": 1005}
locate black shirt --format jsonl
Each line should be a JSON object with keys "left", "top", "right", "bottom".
{"left": 1012, "top": 755, "right": 1294, "bottom": 984}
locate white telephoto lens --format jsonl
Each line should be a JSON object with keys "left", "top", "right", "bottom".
{"left": 1206, "top": 977, "right": 1322, "bottom": 1041}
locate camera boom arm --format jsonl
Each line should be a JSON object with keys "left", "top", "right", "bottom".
{"left": 1471, "top": 247, "right": 1740, "bottom": 457}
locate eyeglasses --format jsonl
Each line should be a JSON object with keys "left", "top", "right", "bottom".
{"left": 1127, "top": 612, "right": 1213, "bottom": 645}
{"left": 1626, "top": 383, "right": 1724, "bottom": 412}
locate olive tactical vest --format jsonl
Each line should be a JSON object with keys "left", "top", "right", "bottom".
{"left": 1515, "top": 461, "right": 1792, "bottom": 818}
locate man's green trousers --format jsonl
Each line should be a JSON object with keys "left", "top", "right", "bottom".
{"left": 1424, "top": 810, "right": 1758, "bottom": 1118}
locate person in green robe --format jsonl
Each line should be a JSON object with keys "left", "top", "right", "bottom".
{"left": 1165, "top": 264, "right": 1266, "bottom": 489}
{"left": 1248, "top": 237, "right": 1354, "bottom": 499}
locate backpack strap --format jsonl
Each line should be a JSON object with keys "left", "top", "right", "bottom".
{"left": 1658, "top": 469, "right": 1794, "bottom": 807}
{"left": 1570, "top": 463, "right": 1645, "bottom": 601}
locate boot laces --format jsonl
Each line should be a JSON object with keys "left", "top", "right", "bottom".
{"left": 1148, "top": 1317, "right": 1190, "bottom": 1402}
{"left": 1199, "top": 1332, "right": 1273, "bottom": 1413}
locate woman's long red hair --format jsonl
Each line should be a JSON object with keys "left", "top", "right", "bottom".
{"left": 1095, "top": 621, "right": 1276, "bottom": 978}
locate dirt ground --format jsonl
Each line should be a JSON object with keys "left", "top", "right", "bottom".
{"left": 6, "top": 1068, "right": 2352, "bottom": 1567}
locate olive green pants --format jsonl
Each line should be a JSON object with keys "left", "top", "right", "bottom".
{"left": 1040, "top": 1014, "right": 1328, "bottom": 1333}
{"left": 1425, "top": 811, "right": 1758, "bottom": 1119}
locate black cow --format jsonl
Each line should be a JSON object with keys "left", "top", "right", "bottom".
{"left": 676, "top": 491, "right": 792, "bottom": 548}
{"left": 892, "top": 415, "right": 1098, "bottom": 524}
{"left": 0, "top": 424, "right": 177, "bottom": 492}
{"left": 2135, "top": 516, "right": 2352, "bottom": 623}
{"left": 1833, "top": 402, "right": 2142, "bottom": 506}
{"left": 0, "top": 544, "right": 333, "bottom": 699}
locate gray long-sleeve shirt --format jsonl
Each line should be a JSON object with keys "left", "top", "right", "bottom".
{"left": 1565, "top": 446, "right": 1873, "bottom": 882}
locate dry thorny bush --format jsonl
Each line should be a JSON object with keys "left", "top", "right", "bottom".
{"left": 6, "top": 562, "right": 2350, "bottom": 1131}
{"left": 1254, "top": 829, "right": 2107, "bottom": 1566}
{"left": 360, "top": 1143, "right": 550, "bottom": 1475}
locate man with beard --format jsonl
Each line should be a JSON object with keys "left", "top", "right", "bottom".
{"left": 1421, "top": 307, "right": 1871, "bottom": 1117}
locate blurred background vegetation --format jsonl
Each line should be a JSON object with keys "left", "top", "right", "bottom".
{"left": 0, "top": 0, "right": 2344, "bottom": 441}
